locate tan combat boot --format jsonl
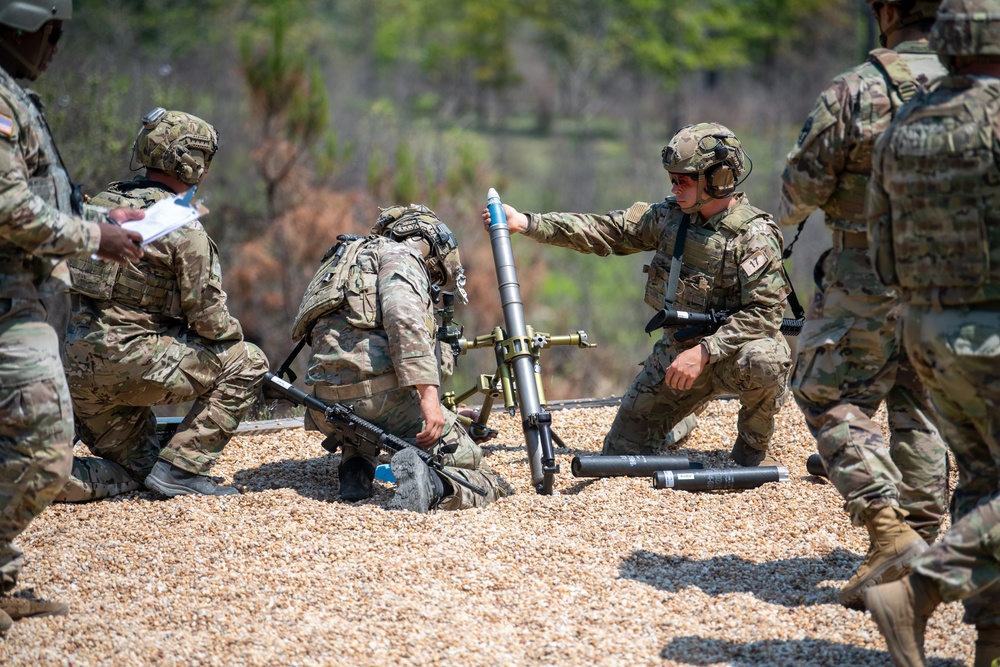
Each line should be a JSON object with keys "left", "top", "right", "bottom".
{"left": 863, "top": 573, "right": 942, "bottom": 667}
{"left": 0, "top": 607, "right": 11, "bottom": 634}
{"left": 976, "top": 625, "right": 1000, "bottom": 667}
{"left": 839, "top": 506, "right": 929, "bottom": 609}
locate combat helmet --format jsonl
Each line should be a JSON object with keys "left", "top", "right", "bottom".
{"left": 930, "top": 0, "right": 1000, "bottom": 69}
{"left": 662, "top": 122, "right": 747, "bottom": 213}
{"left": 0, "top": 0, "right": 71, "bottom": 32}
{"left": 372, "top": 203, "right": 467, "bottom": 303}
{"left": 0, "top": 0, "right": 71, "bottom": 80}
{"left": 133, "top": 107, "right": 219, "bottom": 186}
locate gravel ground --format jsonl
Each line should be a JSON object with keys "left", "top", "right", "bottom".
{"left": 3, "top": 398, "right": 973, "bottom": 667}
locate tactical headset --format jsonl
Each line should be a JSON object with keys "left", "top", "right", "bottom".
{"left": 702, "top": 133, "right": 745, "bottom": 199}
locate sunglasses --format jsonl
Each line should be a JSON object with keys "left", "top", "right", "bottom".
{"left": 670, "top": 175, "right": 696, "bottom": 188}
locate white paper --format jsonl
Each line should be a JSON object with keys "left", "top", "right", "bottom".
{"left": 121, "top": 193, "right": 200, "bottom": 245}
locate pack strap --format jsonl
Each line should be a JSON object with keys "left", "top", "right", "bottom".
{"left": 869, "top": 48, "right": 921, "bottom": 110}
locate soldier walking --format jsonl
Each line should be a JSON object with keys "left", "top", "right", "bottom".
{"left": 779, "top": 0, "right": 949, "bottom": 609}
{"left": 863, "top": 2, "right": 1000, "bottom": 665}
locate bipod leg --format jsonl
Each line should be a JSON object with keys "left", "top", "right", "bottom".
{"left": 526, "top": 411, "right": 558, "bottom": 495}
{"left": 551, "top": 429, "right": 567, "bottom": 450}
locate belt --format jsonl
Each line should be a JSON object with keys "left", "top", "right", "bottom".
{"left": 833, "top": 230, "right": 869, "bottom": 250}
{"left": 314, "top": 373, "right": 400, "bottom": 401}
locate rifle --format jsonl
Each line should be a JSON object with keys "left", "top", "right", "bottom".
{"left": 261, "top": 371, "right": 487, "bottom": 497}
{"left": 644, "top": 306, "right": 804, "bottom": 342}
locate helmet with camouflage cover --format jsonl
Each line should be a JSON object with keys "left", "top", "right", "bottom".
{"left": 0, "top": 0, "right": 71, "bottom": 32}
{"left": 662, "top": 122, "right": 747, "bottom": 213}
{"left": 133, "top": 107, "right": 219, "bottom": 186}
{"left": 372, "top": 203, "right": 467, "bottom": 303}
{"left": 930, "top": 0, "right": 1000, "bottom": 69}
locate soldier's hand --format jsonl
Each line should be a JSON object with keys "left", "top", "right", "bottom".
{"left": 96, "top": 209, "right": 144, "bottom": 264}
{"left": 664, "top": 344, "right": 709, "bottom": 391}
{"left": 415, "top": 384, "right": 445, "bottom": 447}
{"left": 481, "top": 203, "right": 528, "bottom": 234}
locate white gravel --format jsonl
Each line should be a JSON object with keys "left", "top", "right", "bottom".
{"left": 3, "top": 399, "right": 973, "bottom": 667}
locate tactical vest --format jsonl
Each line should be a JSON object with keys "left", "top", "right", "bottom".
{"left": 879, "top": 78, "right": 1000, "bottom": 305}
{"left": 643, "top": 203, "right": 771, "bottom": 314}
{"left": 68, "top": 181, "right": 182, "bottom": 315}
{"left": 0, "top": 77, "right": 76, "bottom": 299}
{"left": 293, "top": 236, "right": 391, "bottom": 342}
{"left": 824, "top": 49, "right": 927, "bottom": 228}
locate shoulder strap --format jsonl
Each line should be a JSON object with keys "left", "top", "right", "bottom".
{"left": 868, "top": 48, "right": 922, "bottom": 114}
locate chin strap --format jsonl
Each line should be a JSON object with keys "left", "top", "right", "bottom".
{"left": 0, "top": 24, "right": 54, "bottom": 80}
{"left": 679, "top": 173, "right": 711, "bottom": 215}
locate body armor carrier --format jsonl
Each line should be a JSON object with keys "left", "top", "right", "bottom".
{"left": 293, "top": 235, "right": 392, "bottom": 342}
{"left": 878, "top": 78, "right": 1000, "bottom": 304}
{"left": 643, "top": 203, "right": 772, "bottom": 315}
{"left": 0, "top": 79, "right": 76, "bottom": 299}
{"left": 68, "top": 180, "right": 181, "bottom": 314}
{"left": 826, "top": 49, "right": 927, "bottom": 229}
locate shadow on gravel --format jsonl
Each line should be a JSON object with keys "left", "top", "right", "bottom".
{"left": 619, "top": 548, "right": 861, "bottom": 607}
{"left": 233, "top": 454, "right": 344, "bottom": 503}
{"left": 659, "top": 635, "right": 965, "bottom": 666}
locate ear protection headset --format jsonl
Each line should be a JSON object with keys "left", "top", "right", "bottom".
{"left": 702, "top": 134, "right": 744, "bottom": 199}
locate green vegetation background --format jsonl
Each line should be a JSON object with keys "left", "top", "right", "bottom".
{"left": 40, "top": 0, "right": 873, "bottom": 402}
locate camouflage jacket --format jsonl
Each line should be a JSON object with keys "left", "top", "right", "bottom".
{"left": 869, "top": 74, "right": 1000, "bottom": 307}
{"left": 65, "top": 179, "right": 242, "bottom": 374}
{"left": 525, "top": 193, "right": 790, "bottom": 363}
{"left": 306, "top": 237, "right": 440, "bottom": 389}
{"left": 0, "top": 67, "right": 104, "bottom": 300}
{"left": 779, "top": 41, "right": 946, "bottom": 232}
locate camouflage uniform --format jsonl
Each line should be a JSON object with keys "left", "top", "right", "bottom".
{"left": 524, "top": 193, "right": 792, "bottom": 456}
{"left": 0, "top": 65, "right": 106, "bottom": 585}
{"left": 305, "top": 236, "right": 512, "bottom": 510}
{"left": 59, "top": 178, "right": 268, "bottom": 500}
{"left": 780, "top": 40, "right": 949, "bottom": 540}
{"left": 868, "top": 67, "right": 1000, "bottom": 630}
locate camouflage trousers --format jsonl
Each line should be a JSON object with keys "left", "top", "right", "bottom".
{"left": 904, "top": 305, "right": 1000, "bottom": 626}
{"left": 60, "top": 335, "right": 269, "bottom": 501}
{"left": 602, "top": 334, "right": 791, "bottom": 456}
{"left": 0, "top": 298, "right": 74, "bottom": 581}
{"left": 791, "top": 247, "right": 947, "bottom": 539}
{"left": 308, "top": 382, "right": 513, "bottom": 510}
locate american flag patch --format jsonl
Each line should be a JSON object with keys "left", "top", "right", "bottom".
{"left": 0, "top": 114, "right": 12, "bottom": 137}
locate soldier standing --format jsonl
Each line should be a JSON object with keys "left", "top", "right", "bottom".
{"left": 0, "top": 0, "right": 146, "bottom": 632}
{"left": 862, "top": 2, "right": 1000, "bottom": 664}
{"left": 296, "top": 204, "right": 513, "bottom": 512}
{"left": 60, "top": 108, "right": 269, "bottom": 499}
{"left": 483, "top": 123, "right": 792, "bottom": 466}
{"left": 779, "top": 0, "right": 949, "bottom": 610}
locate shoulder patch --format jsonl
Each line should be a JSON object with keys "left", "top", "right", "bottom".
{"left": 0, "top": 114, "right": 13, "bottom": 138}
{"left": 624, "top": 201, "right": 652, "bottom": 225}
{"left": 740, "top": 250, "right": 768, "bottom": 279}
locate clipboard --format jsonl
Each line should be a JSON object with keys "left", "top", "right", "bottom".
{"left": 120, "top": 186, "right": 201, "bottom": 245}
